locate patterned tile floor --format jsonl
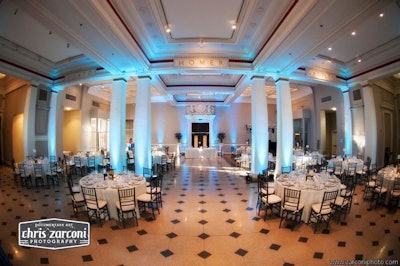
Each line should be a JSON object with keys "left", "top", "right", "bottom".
{"left": 0, "top": 156, "right": 399, "bottom": 266}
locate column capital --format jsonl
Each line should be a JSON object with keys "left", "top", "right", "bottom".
{"left": 360, "top": 80, "right": 370, "bottom": 87}
{"left": 113, "top": 77, "right": 127, "bottom": 83}
{"left": 274, "top": 77, "right": 289, "bottom": 83}
{"left": 137, "top": 75, "right": 152, "bottom": 80}
{"left": 250, "top": 75, "right": 265, "bottom": 80}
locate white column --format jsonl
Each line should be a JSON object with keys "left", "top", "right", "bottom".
{"left": 251, "top": 76, "right": 268, "bottom": 174}
{"left": 134, "top": 76, "right": 152, "bottom": 175}
{"left": 343, "top": 91, "right": 352, "bottom": 156}
{"left": 47, "top": 88, "right": 65, "bottom": 160}
{"left": 109, "top": 78, "right": 127, "bottom": 172}
{"left": 24, "top": 82, "right": 38, "bottom": 158}
{"left": 362, "top": 83, "right": 377, "bottom": 165}
{"left": 275, "top": 78, "right": 293, "bottom": 173}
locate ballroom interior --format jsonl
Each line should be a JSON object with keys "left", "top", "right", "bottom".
{"left": 1, "top": 0, "right": 400, "bottom": 265}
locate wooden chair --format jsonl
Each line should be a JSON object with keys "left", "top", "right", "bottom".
{"left": 116, "top": 187, "right": 138, "bottom": 228}
{"left": 18, "top": 163, "right": 32, "bottom": 188}
{"left": 279, "top": 188, "right": 304, "bottom": 230}
{"left": 137, "top": 176, "right": 160, "bottom": 220}
{"left": 257, "top": 174, "right": 281, "bottom": 220}
{"left": 81, "top": 186, "right": 110, "bottom": 226}
{"left": 308, "top": 190, "right": 338, "bottom": 233}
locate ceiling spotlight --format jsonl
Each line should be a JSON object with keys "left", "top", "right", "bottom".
{"left": 232, "top": 24, "right": 237, "bottom": 30}
{"left": 328, "top": 47, "right": 332, "bottom": 51}
{"left": 357, "top": 59, "right": 362, "bottom": 63}
{"left": 379, "top": 13, "right": 384, "bottom": 17}
{"left": 351, "top": 31, "right": 356, "bottom": 36}
{"left": 165, "top": 27, "right": 171, "bottom": 33}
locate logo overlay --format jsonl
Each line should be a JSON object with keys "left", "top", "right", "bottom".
{"left": 19, "top": 218, "right": 90, "bottom": 250}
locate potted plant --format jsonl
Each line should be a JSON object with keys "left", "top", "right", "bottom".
{"left": 217, "top": 132, "right": 225, "bottom": 143}
{"left": 175, "top": 133, "right": 182, "bottom": 142}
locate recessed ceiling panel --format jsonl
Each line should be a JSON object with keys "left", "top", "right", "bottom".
{"left": 318, "top": 1, "right": 400, "bottom": 64}
{"left": 162, "top": 0, "right": 243, "bottom": 40}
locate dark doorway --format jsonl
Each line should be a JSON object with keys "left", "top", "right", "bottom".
{"left": 191, "top": 123, "right": 209, "bottom": 147}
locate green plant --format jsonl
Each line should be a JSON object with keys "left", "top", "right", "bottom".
{"left": 175, "top": 133, "right": 182, "bottom": 141}
{"left": 217, "top": 132, "right": 225, "bottom": 143}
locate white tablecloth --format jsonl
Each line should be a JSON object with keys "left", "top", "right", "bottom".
{"left": 152, "top": 151, "right": 166, "bottom": 165}
{"left": 185, "top": 148, "right": 217, "bottom": 159}
{"left": 378, "top": 166, "right": 400, "bottom": 205}
{"left": 328, "top": 157, "right": 364, "bottom": 172}
{"left": 20, "top": 159, "right": 51, "bottom": 177}
{"left": 275, "top": 172, "right": 341, "bottom": 222}
{"left": 79, "top": 173, "right": 147, "bottom": 220}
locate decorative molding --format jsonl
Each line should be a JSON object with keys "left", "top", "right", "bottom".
{"left": 185, "top": 103, "right": 215, "bottom": 115}
{"left": 174, "top": 57, "right": 229, "bottom": 68}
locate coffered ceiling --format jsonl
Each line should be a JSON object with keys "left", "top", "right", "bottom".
{"left": 0, "top": 0, "right": 399, "bottom": 105}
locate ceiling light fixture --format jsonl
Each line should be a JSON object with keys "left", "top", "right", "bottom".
{"left": 328, "top": 47, "right": 332, "bottom": 51}
{"left": 379, "top": 13, "right": 384, "bottom": 17}
{"left": 351, "top": 31, "right": 356, "bottom": 36}
{"left": 232, "top": 24, "right": 237, "bottom": 30}
{"left": 165, "top": 26, "right": 171, "bottom": 33}
{"left": 357, "top": 59, "right": 362, "bottom": 63}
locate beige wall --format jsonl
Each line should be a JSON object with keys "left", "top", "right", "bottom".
{"left": 12, "top": 114, "right": 24, "bottom": 162}
{"left": 63, "top": 110, "right": 82, "bottom": 154}
{"left": 3, "top": 84, "right": 29, "bottom": 162}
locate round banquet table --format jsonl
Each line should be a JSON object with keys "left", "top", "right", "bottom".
{"left": 275, "top": 172, "right": 342, "bottom": 222}
{"left": 79, "top": 173, "right": 147, "bottom": 220}
{"left": 378, "top": 166, "right": 400, "bottom": 205}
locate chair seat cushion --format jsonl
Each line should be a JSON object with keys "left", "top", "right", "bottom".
{"left": 391, "top": 191, "right": 400, "bottom": 197}
{"left": 374, "top": 187, "right": 388, "bottom": 194}
{"left": 87, "top": 200, "right": 107, "bottom": 209}
{"left": 283, "top": 202, "right": 304, "bottom": 211}
{"left": 261, "top": 187, "right": 275, "bottom": 195}
{"left": 115, "top": 200, "right": 136, "bottom": 211}
{"left": 137, "top": 193, "right": 154, "bottom": 202}
{"left": 340, "top": 190, "right": 352, "bottom": 197}
{"left": 366, "top": 181, "right": 376, "bottom": 187}
{"left": 72, "top": 193, "right": 84, "bottom": 202}
{"left": 261, "top": 194, "right": 281, "bottom": 204}
{"left": 146, "top": 187, "right": 161, "bottom": 194}
{"left": 333, "top": 196, "right": 348, "bottom": 207}
{"left": 311, "top": 203, "right": 332, "bottom": 214}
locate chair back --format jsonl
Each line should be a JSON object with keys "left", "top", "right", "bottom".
{"left": 18, "top": 164, "right": 27, "bottom": 176}
{"left": 393, "top": 178, "right": 400, "bottom": 193}
{"left": 283, "top": 188, "right": 301, "bottom": 210}
{"left": 33, "top": 164, "right": 43, "bottom": 176}
{"left": 74, "top": 157, "right": 83, "bottom": 167}
{"left": 143, "top": 167, "right": 154, "bottom": 178}
{"left": 147, "top": 176, "right": 160, "bottom": 200}
{"left": 161, "top": 155, "right": 167, "bottom": 164}
{"left": 257, "top": 174, "right": 267, "bottom": 195}
{"left": 319, "top": 190, "right": 338, "bottom": 213}
{"left": 87, "top": 157, "right": 95, "bottom": 167}
{"left": 334, "top": 161, "right": 342, "bottom": 174}
{"left": 281, "top": 166, "right": 292, "bottom": 174}
{"left": 81, "top": 186, "right": 100, "bottom": 209}
{"left": 346, "top": 163, "right": 357, "bottom": 175}
{"left": 375, "top": 174, "right": 384, "bottom": 187}
{"left": 67, "top": 173, "right": 75, "bottom": 195}
{"left": 117, "top": 187, "right": 136, "bottom": 210}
